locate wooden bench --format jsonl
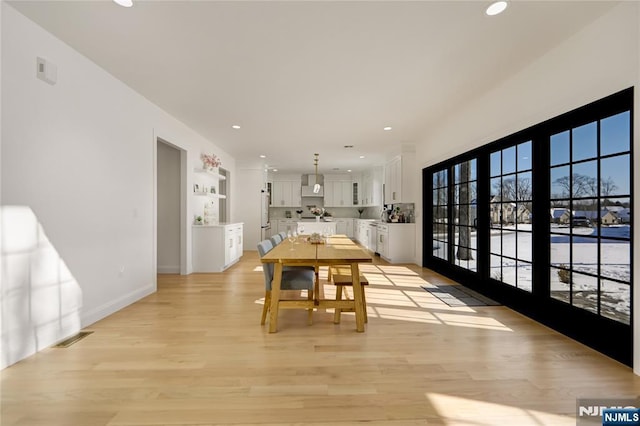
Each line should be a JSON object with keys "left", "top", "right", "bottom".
{"left": 329, "top": 266, "right": 369, "bottom": 324}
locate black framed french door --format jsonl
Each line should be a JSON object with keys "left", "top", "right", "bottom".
{"left": 422, "top": 88, "right": 633, "bottom": 365}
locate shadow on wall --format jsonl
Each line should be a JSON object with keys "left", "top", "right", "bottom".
{"left": 1, "top": 206, "right": 83, "bottom": 369}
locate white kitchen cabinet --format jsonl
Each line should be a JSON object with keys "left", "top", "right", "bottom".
{"left": 377, "top": 223, "right": 415, "bottom": 264}
{"left": 192, "top": 223, "right": 244, "bottom": 272}
{"left": 384, "top": 154, "right": 416, "bottom": 204}
{"left": 376, "top": 223, "right": 389, "bottom": 259}
{"left": 271, "top": 180, "right": 301, "bottom": 207}
{"left": 277, "top": 219, "right": 299, "bottom": 235}
{"left": 334, "top": 218, "right": 354, "bottom": 238}
{"left": 355, "top": 219, "right": 375, "bottom": 250}
{"left": 324, "top": 181, "right": 353, "bottom": 207}
{"left": 360, "top": 167, "right": 383, "bottom": 207}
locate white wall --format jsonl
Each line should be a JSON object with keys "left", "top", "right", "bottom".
{"left": 236, "top": 161, "right": 266, "bottom": 250}
{"left": 415, "top": 3, "right": 638, "bottom": 371}
{"left": 157, "top": 141, "right": 181, "bottom": 273}
{"left": 0, "top": 3, "right": 236, "bottom": 368}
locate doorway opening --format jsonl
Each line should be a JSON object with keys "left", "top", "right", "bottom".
{"left": 156, "top": 138, "right": 187, "bottom": 274}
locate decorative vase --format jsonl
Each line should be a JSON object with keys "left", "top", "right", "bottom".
{"left": 315, "top": 216, "right": 320, "bottom": 222}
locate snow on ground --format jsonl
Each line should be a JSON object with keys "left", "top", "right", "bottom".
{"left": 433, "top": 224, "right": 630, "bottom": 323}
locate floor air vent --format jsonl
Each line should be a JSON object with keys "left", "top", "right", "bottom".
{"left": 53, "top": 331, "right": 94, "bottom": 348}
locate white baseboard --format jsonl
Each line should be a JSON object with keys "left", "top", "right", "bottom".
{"left": 81, "top": 283, "right": 156, "bottom": 328}
{"left": 157, "top": 265, "right": 180, "bottom": 274}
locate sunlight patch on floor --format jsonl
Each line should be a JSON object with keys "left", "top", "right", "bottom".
{"left": 433, "top": 312, "right": 512, "bottom": 331}
{"left": 425, "top": 393, "right": 573, "bottom": 425}
{"left": 254, "top": 262, "right": 512, "bottom": 332}
{"left": 377, "top": 265, "right": 419, "bottom": 275}
{"left": 373, "top": 307, "right": 441, "bottom": 324}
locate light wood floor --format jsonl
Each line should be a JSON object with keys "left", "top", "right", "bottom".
{"left": 3, "top": 250, "right": 640, "bottom": 425}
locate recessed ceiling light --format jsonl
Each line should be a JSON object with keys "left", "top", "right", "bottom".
{"left": 113, "top": 0, "right": 133, "bottom": 7}
{"left": 359, "top": 155, "right": 365, "bottom": 159}
{"left": 259, "top": 155, "right": 266, "bottom": 158}
{"left": 347, "top": 169, "right": 352, "bottom": 172}
{"left": 232, "top": 125, "right": 241, "bottom": 129}
{"left": 383, "top": 126, "right": 392, "bottom": 131}
{"left": 272, "top": 169, "right": 278, "bottom": 172}
{"left": 486, "top": 1, "right": 508, "bottom": 16}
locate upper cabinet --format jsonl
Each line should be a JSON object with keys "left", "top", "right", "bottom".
{"left": 270, "top": 175, "right": 302, "bottom": 207}
{"left": 359, "top": 167, "right": 383, "bottom": 207}
{"left": 324, "top": 175, "right": 353, "bottom": 207}
{"left": 384, "top": 154, "right": 416, "bottom": 204}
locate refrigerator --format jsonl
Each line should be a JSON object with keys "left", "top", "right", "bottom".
{"left": 260, "top": 189, "right": 271, "bottom": 240}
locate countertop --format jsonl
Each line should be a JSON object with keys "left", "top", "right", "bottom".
{"left": 192, "top": 222, "right": 244, "bottom": 228}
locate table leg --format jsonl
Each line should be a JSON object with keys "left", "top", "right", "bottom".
{"left": 269, "top": 262, "right": 283, "bottom": 333}
{"left": 314, "top": 265, "right": 320, "bottom": 305}
{"left": 351, "top": 263, "right": 365, "bottom": 332}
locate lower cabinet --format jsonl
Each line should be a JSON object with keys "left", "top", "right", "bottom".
{"left": 377, "top": 224, "right": 389, "bottom": 259}
{"left": 335, "top": 218, "right": 354, "bottom": 238}
{"left": 377, "top": 223, "right": 415, "bottom": 264}
{"left": 354, "top": 219, "right": 375, "bottom": 250}
{"left": 277, "top": 219, "right": 298, "bottom": 235}
{"left": 192, "top": 223, "right": 244, "bottom": 272}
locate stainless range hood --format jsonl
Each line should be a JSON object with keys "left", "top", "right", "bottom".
{"left": 301, "top": 174, "right": 324, "bottom": 197}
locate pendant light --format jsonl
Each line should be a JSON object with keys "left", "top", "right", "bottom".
{"left": 313, "top": 153, "right": 321, "bottom": 194}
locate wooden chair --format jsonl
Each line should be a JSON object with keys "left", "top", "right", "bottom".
{"left": 257, "top": 240, "right": 315, "bottom": 326}
{"left": 329, "top": 266, "right": 369, "bottom": 324}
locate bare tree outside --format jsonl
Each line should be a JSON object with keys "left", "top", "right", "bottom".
{"left": 601, "top": 176, "right": 618, "bottom": 197}
{"left": 553, "top": 174, "right": 597, "bottom": 199}
{"left": 456, "top": 161, "right": 473, "bottom": 261}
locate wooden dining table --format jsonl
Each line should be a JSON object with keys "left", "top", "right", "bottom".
{"left": 260, "top": 235, "right": 372, "bottom": 333}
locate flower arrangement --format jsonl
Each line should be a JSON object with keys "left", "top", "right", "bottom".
{"left": 200, "top": 153, "right": 222, "bottom": 170}
{"left": 310, "top": 207, "right": 324, "bottom": 217}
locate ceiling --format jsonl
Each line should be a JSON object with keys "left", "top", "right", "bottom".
{"left": 8, "top": 0, "right": 616, "bottom": 174}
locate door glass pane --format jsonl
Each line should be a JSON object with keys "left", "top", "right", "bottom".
{"left": 572, "top": 236, "right": 598, "bottom": 276}
{"left": 517, "top": 261, "right": 532, "bottom": 292}
{"left": 600, "top": 154, "right": 630, "bottom": 197}
{"left": 600, "top": 239, "right": 630, "bottom": 282}
{"left": 550, "top": 166, "right": 570, "bottom": 199}
{"left": 516, "top": 231, "right": 532, "bottom": 262}
{"left": 502, "top": 258, "right": 516, "bottom": 286}
{"left": 571, "top": 273, "right": 598, "bottom": 314}
{"left": 490, "top": 151, "right": 501, "bottom": 177}
{"left": 517, "top": 141, "right": 532, "bottom": 171}
{"left": 551, "top": 130, "right": 570, "bottom": 165}
{"left": 572, "top": 121, "right": 597, "bottom": 162}
{"left": 550, "top": 233, "right": 570, "bottom": 267}
{"left": 600, "top": 111, "right": 630, "bottom": 156}
{"left": 516, "top": 172, "right": 532, "bottom": 201}
{"left": 600, "top": 279, "right": 630, "bottom": 325}
{"left": 490, "top": 203, "right": 501, "bottom": 228}
{"left": 572, "top": 160, "right": 598, "bottom": 198}
{"left": 469, "top": 159, "right": 477, "bottom": 181}
{"left": 502, "top": 146, "right": 516, "bottom": 175}
{"left": 491, "top": 177, "right": 502, "bottom": 199}
{"left": 550, "top": 267, "right": 570, "bottom": 304}
{"left": 503, "top": 230, "right": 516, "bottom": 256}
{"left": 490, "top": 255, "right": 502, "bottom": 281}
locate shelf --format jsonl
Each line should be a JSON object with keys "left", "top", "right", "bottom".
{"left": 194, "top": 167, "right": 226, "bottom": 180}
{"left": 193, "top": 192, "right": 227, "bottom": 199}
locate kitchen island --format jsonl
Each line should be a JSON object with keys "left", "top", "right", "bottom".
{"left": 297, "top": 221, "right": 337, "bottom": 235}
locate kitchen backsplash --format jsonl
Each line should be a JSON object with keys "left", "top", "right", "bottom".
{"left": 269, "top": 206, "right": 381, "bottom": 220}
